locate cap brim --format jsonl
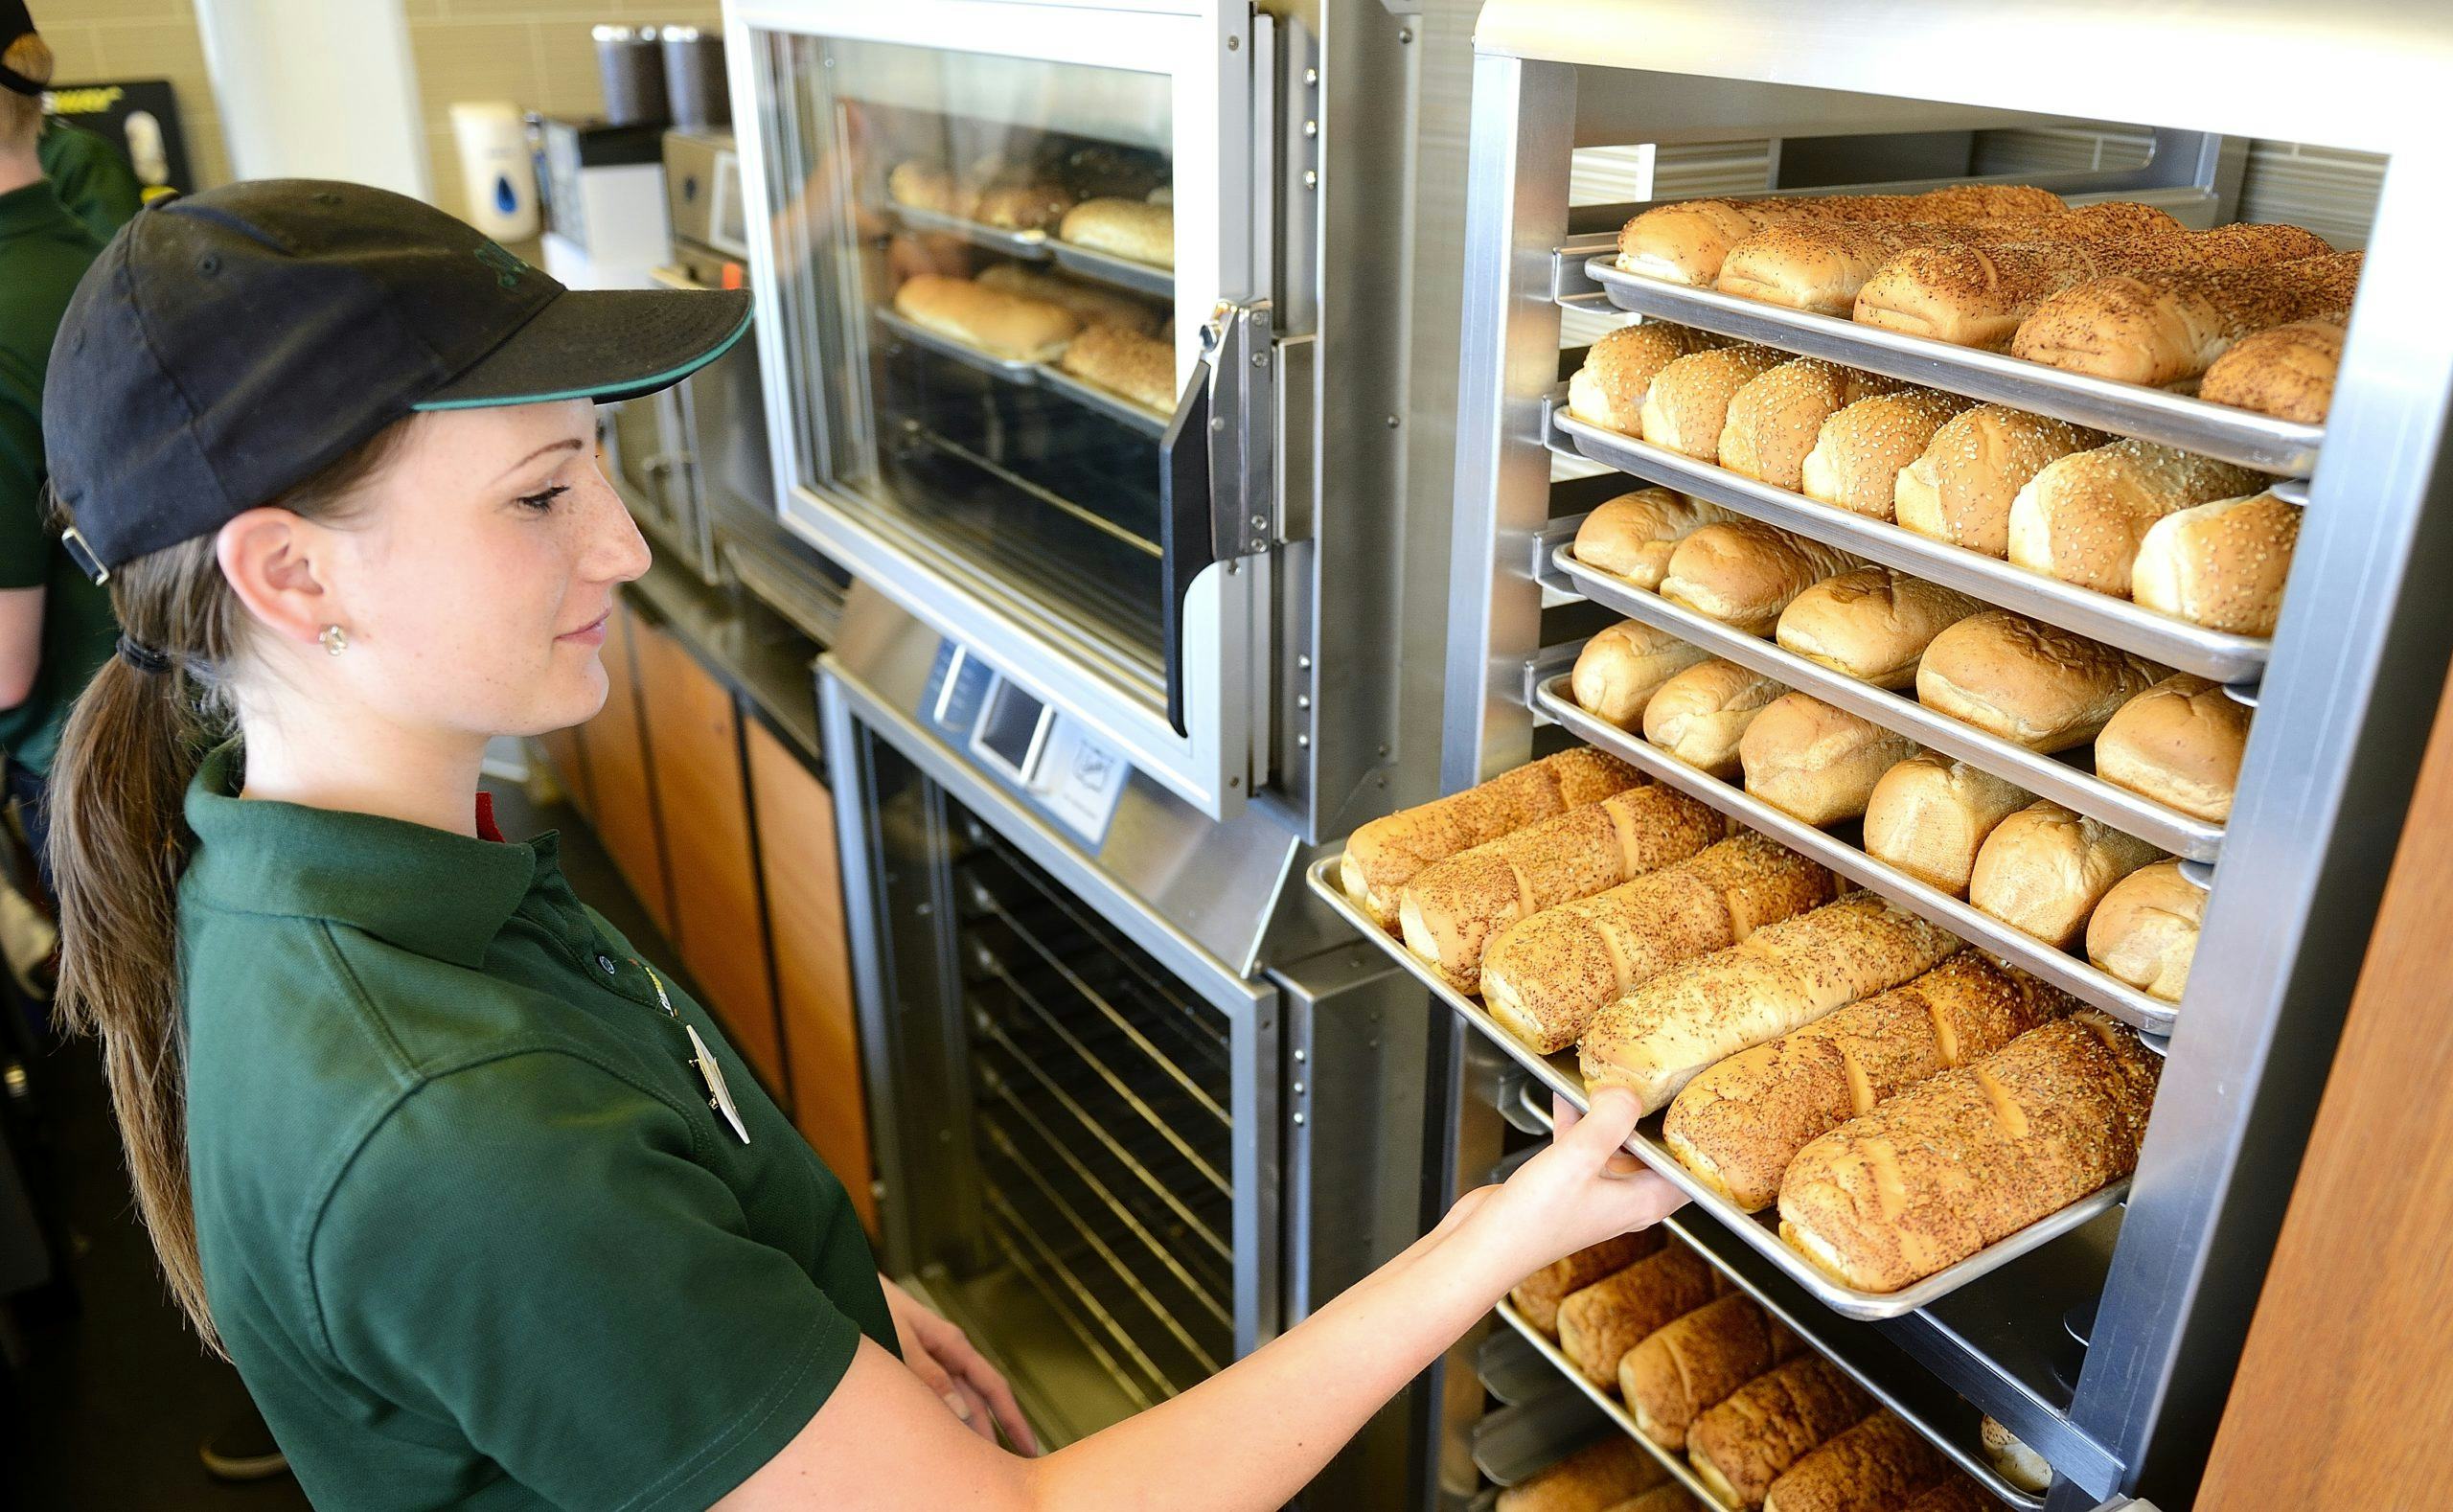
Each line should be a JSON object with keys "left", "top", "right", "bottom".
{"left": 411, "top": 286, "right": 754, "bottom": 411}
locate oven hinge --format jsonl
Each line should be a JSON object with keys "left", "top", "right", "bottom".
{"left": 1204, "top": 298, "right": 1280, "bottom": 561}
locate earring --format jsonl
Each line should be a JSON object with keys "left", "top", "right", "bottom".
{"left": 319, "top": 625, "right": 350, "bottom": 656}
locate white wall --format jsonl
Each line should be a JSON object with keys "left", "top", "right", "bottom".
{"left": 193, "top": 0, "right": 429, "bottom": 198}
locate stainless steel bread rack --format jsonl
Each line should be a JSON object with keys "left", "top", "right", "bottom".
{"left": 1050, "top": 238, "right": 1176, "bottom": 299}
{"left": 1541, "top": 544, "right": 2227, "bottom": 862}
{"left": 886, "top": 201, "right": 1056, "bottom": 261}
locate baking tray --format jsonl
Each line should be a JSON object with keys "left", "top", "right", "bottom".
{"left": 873, "top": 307, "right": 1045, "bottom": 384}
{"left": 885, "top": 201, "right": 1053, "bottom": 261}
{"left": 1575, "top": 255, "right": 2322, "bottom": 476}
{"left": 1050, "top": 239, "right": 1175, "bottom": 298}
{"left": 1544, "top": 544, "right": 2225, "bottom": 863}
{"left": 1470, "top": 1387, "right": 1615, "bottom": 1487}
{"left": 1304, "top": 857, "right": 2135, "bottom": 1320}
{"left": 1548, "top": 404, "right": 2275, "bottom": 686}
{"left": 1532, "top": 675, "right": 2180, "bottom": 1037}
{"left": 1493, "top": 1300, "right": 1737, "bottom": 1508}
{"left": 1479, "top": 1325, "right": 1572, "bottom": 1407}
{"left": 1034, "top": 359, "right": 1170, "bottom": 438}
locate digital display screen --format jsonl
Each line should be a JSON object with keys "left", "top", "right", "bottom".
{"left": 974, "top": 680, "right": 1046, "bottom": 778}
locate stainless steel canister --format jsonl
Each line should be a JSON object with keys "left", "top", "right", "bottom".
{"left": 661, "top": 26, "right": 729, "bottom": 130}
{"left": 592, "top": 24, "right": 668, "bottom": 126}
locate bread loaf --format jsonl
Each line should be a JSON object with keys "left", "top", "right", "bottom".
{"left": 1556, "top": 1246, "right": 1726, "bottom": 1387}
{"left": 1497, "top": 1435, "right": 1672, "bottom": 1512}
{"left": 1572, "top": 489, "right": 1731, "bottom": 590}
{"left": 1968, "top": 801, "right": 2163, "bottom": 949}
{"left": 2095, "top": 675, "right": 2250, "bottom": 822}
{"left": 977, "top": 262, "right": 1162, "bottom": 336}
{"left": 1861, "top": 753, "right": 2031, "bottom": 897}
{"left": 1721, "top": 202, "right": 2187, "bottom": 319}
{"left": 1687, "top": 1357, "right": 1877, "bottom": 1508}
{"left": 1570, "top": 327, "right": 1731, "bottom": 436}
{"left": 1898, "top": 1478, "right": 2002, "bottom": 1512}
{"left": 1662, "top": 952, "right": 2073, "bottom": 1211}
{"left": 1778, "top": 1013, "right": 2162, "bottom": 1292}
{"left": 1800, "top": 390, "right": 1976, "bottom": 519}
{"left": 2131, "top": 491, "right": 2300, "bottom": 637}
{"left": 892, "top": 273, "right": 1084, "bottom": 360}
{"left": 1739, "top": 695, "right": 1921, "bottom": 827}
{"left": 1580, "top": 895, "right": 1961, "bottom": 1113}
{"left": 1774, "top": 567, "right": 1986, "bottom": 689}
{"left": 1644, "top": 661, "right": 1788, "bottom": 777}
{"left": 1573, "top": 622, "right": 1716, "bottom": 729}
{"left": 1341, "top": 749, "right": 1643, "bottom": 928}
{"left": 2011, "top": 251, "right": 2362, "bottom": 386}
{"left": 2086, "top": 860, "right": 2205, "bottom": 1003}
{"left": 1761, "top": 1411, "right": 1951, "bottom": 1512}
{"left": 1981, "top": 1416, "right": 2053, "bottom": 1496}
{"left": 1058, "top": 324, "right": 1177, "bottom": 416}
{"left": 1400, "top": 786, "right": 1727, "bottom": 992}
{"left": 1915, "top": 612, "right": 2167, "bottom": 751}
{"left": 1601, "top": 1489, "right": 1701, "bottom": 1512}
{"left": 1894, "top": 406, "right": 2103, "bottom": 558}
{"left": 2006, "top": 440, "right": 2267, "bottom": 597}
{"left": 1719, "top": 361, "right": 1910, "bottom": 491}
{"left": 1641, "top": 346, "right": 1790, "bottom": 460}
{"left": 887, "top": 161, "right": 960, "bottom": 215}
{"left": 1511, "top": 1232, "right": 1665, "bottom": 1338}
{"left": 1615, "top": 185, "right": 2067, "bottom": 286}
{"left": 2199, "top": 317, "right": 2344, "bottom": 423}
{"left": 1483, "top": 834, "right": 1837, "bottom": 1054}
{"left": 1058, "top": 197, "right": 1175, "bottom": 268}
{"left": 972, "top": 181, "right": 1075, "bottom": 232}
{"left": 1618, "top": 1294, "right": 1802, "bottom": 1452}
{"left": 1660, "top": 522, "right": 1861, "bottom": 635}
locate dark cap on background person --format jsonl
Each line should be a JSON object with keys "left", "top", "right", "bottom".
{"left": 0, "top": 2, "right": 39, "bottom": 98}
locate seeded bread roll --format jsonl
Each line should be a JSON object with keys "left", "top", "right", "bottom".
{"left": 1663, "top": 952, "right": 2074, "bottom": 1211}
{"left": 1618, "top": 1294, "right": 1803, "bottom": 1451}
{"left": 1968, "top": 802, "right": 2164, "bottom": 949}
{"left": 976, "top": 263, "right": 1162, "bottom": 335}
{"left": 1661, "top": 522, "right": 1861, "bottom": 635}
{"left": 1739, "top": 694, "right": 1921, "bottom": 827}
{"left": 1497, "top": 1435, "right": 1673, "bottom": 1512}
{"left": 2086, "top": 860, "right": 2205, "bottom": 1003}
{"left": 1341, "top": 749, "right": 1642, "bottom": 928}
{"left": 2011, "top": 251, "right": 2362, "bottom": 386}
{"left": 1894, "top": 406, "right": 2104, "bottom": 558}
{"left": 2095, "top": 674, "right": 2250, "bottom": 823}
{"left": 2131, "top": 491, "right": 2300, "bottom": 637}
{"left": 1981, "top": 1416, "right": 2053, "bottom": 1496}
{"left": 1775, "top": 567, "right": 1987, "bottom": 689}
{"left": 1641, "top": 345, "right": 1790, "bottom": 460}
{"left": 1058, "top": 196, "right": 1175, "bottom": 268}
{"left": 1573, "top": 622, "right": 1717, "bottom": 729}
{"left": 2199, "top": 316, "right": 2344, "bottom": 423}
{"left": 1861, "top": 753, "right": 2032, "bottom": 897}
{"left": 1721, "top": 202, "right": 2184, "bottom": 319}
{"left": 1401, "top": 786, "right": 1727, "bottom": 992}
{"left": 1614, "top": 184, "right": 2068, "bottom": 286}
{"left": 1761, "top": 1411, "right": 1952, "bottom": 1512}
{"left": 892, "top": 273, "right": 1084, "bottom": 361}
{"left": 1687, "top": 1357, "right": 1878, "bottom": 1508}
{"left": 2007, "top": 440, "right": 2268, "bottom": 598}
{"left": 1510, "top": 1232, "right": 1665, "bottom": 1338}
{"left": 1645, "top": 660, "right": 1789, "bottom": 777}
{"left": 1580, "top": 895, "right": 1962, "bottom": 1113}
{"left": 1779, "top": 1013, "right": 2163, "bottom": 1293}
{"left": 1556, "top": 1246, "right": 1727, "bottom": 1387}
{"left": 1800, "top": 390, "right": 1977, "bottom": 519}
{"left": 1482, "top": 834, "right": 1837, "bottom": 1054}
{"left": 1571, "top": 489, "right": 1731, "bottom": 590}
{"left": 1570, "top": 327, "right": 1732, "bottom": 436}
{"left": 1915, "top": 612, "right": 2167, "bottom": 752}
{"left": 1719, "top": 360, "right": 1911, "bottom": 491}
{"left": 1058, "top": 323, "right": 1177, "bottom": 416}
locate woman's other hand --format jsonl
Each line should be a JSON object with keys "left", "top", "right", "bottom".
{"left": 879, "top": 1275, "right": 1042, "bottom": 1455}
{"left": 1465, "top": 1088, "right": 1686, "bottom": 1280}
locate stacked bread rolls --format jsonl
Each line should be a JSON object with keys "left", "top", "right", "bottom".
{"left": 1513, "top": 1233, "right": 1665, "bottom": 1338}
{"left": 1341, "top": 749, "right": 1641, "bottom": 928}
{"left": 1687, "top": 1356, "right": 1877, "bottom": 1507}
{"left": 1571, "top": 327, "right": 1732, "bottom": 436}
{"left": 1618, "top": 1294, "right": 1802, "bottom": 1452}
{"left": 1573, "top": 489, "right": 1731, "bottom": 590}
{"left": 1557, "top": 1246, "right": 1727, "bottom": 1387}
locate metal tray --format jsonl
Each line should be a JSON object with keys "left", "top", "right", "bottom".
{"left": 1034, "top": 359, "right": 1170, "bottom": 438}
{"left": 1470, "top": 1387, "right": 1615, "bottom": 1487}
{"left": 1050, "top": 239, "right": 1176, "bottom": 298}
{"left": 1544, "top": 545, "right": 2226, "bottom": 863}
{"left": 873, "top": 307, "right": 1045, "bottom": 384}
{"left": 1574, "top": 254, "right": 2322, "bottom": 476}
{"left": 886, "top": 201, "right": 1054, "bottom": 261}
{"left": 1479, "top": 1325, "right": 1572, "bottom": 1408}
{"left": 1493, "top": 1300, "right": 1738, "bottom": 1508}
{"left": 1548, "top": 404, "right": 2276, "bottom": 686}
{"left": 1303, "top": 857, "right": 2135, "bottom": 1320}
{"left": 1533, "top": 675, "right": 2179, "bottom": 1037}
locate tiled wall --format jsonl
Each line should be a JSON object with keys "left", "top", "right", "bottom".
{"left": 34, "top": 0, "right": 229, "bottom": 189}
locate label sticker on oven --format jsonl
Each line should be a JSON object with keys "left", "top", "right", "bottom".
{"left": 1030, "top": 716, "right": 1130, "bottom": 845}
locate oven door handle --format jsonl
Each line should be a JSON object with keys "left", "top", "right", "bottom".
{"left": 1158, "top": 300, "right": 1275, "bottom": 739}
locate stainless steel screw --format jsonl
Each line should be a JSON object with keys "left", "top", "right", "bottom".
{"left": 1226, "top": 34, "right": 1239, "bottom": 50}
{"left": 1302, "top": 170, "right": 1318, "bottom": 190}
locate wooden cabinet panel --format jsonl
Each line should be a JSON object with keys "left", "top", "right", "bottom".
{"left": 630, "top": 617, "right": 787, "bottom": 1102}
{"left": 536, "top": 724, "right": 591, "bottom": 821}
{"left": 745, "top": 718, "right": 877, "bottom": 1237}
{"left": 575, "top": 601, "right": 673, "bottom": 940}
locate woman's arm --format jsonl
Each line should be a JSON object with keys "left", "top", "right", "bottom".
{"left": 719, "top": 1089, "right": 1681, "bottom": 1512}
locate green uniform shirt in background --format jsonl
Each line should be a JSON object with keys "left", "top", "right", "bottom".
{"left": 36, "top": 118, "right": 145, "bottom": 244}
{"left": 0, "top": 179, "right": 118, "bottom": 776}
{"left": 180, "top": 745, "right": 897, "bottom": 1511}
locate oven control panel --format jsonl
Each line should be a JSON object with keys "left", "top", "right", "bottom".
{"left": 922, "top": 640, "right": 1131, "bottom": 846}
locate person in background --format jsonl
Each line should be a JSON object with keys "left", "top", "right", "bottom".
{"left": 38, "top": 110, "right": 144, "bottom": 242}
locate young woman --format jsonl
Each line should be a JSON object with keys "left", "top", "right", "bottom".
{"left": 43, "top": 178, "right": 1684, "bottom": 1511}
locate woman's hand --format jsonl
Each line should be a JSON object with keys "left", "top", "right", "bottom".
{"left": 1463, "top": 1088, "right": 1686, "bottom": 1281}
{"left": 879, "top": 1275, "right": 1042, "bottom": 1455}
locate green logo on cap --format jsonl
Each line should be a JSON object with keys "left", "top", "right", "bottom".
{"left": 474, "top": 241, "right": 528, "bottom": 290}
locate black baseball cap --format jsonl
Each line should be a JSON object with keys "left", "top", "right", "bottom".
{"left": 42, "top": 177, "right": 752, "bottom": 581}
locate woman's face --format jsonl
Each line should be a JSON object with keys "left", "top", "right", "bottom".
{"left": 314, "top": 399, "right": 651, "bottom": 740}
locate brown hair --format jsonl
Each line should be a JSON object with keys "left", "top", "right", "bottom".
{"left": 47, "top": 421, "right": 411, "bottom": 1352}
{"left": 3, "top": 33, "right": 52, "bottom": 150}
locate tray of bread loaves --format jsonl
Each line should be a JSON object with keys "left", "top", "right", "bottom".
{"left": 878, "top": 266, "right": 1179, "bottom": 434}
{"left": 1049, "top": 195, "right": 1176, "bottom": 297}
{"left": 1569, "top": 185, "right": 2349, "bottom": 475}
{"left": 1311, "top": 749, "right": 2161, "bottom": 1321}
{"left": 1501, "top": 1226, "right": 2042, "bottom": 1508}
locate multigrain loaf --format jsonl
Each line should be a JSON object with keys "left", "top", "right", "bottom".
{"left": 2131, "top": 491, "right": 2301, "bottom": 636}
{"left": 1686, "top": 1356, "right": 1877, "bottom": 1508}
{"left": 1497, "top": 1435, "right": 1673, "bottom": 1512}
{"left": 1571, "top": 488, "right": 1732, "bottom": 590}
{"left": 1058, "top": 323, "right": 1177, "bottom": 416}
{"left": 1722, "top": 201, "right": 2189, "bottom": 319}
{"left": 1340, "top": 749, "right": 1642, "bottom": 928}
{"left": 1893, "top": 406, "right": 2104, "bottom": 558}
{"left": 1719, "top": 360, "right": 1911, "bottom": 491}
{"left": 2200, "top": 317, "right": 2344, "bottom": 423}
{"left": 1644, "top": 660, "right": 1788, "bottom": 777}
{"left": 1641, "top": 346, "right": 1791, "bottom": 460}
{"left": 1760, "top": 1412, "right": 1952, "bottom": 1512}
{"left": 1778, "top": 1013, "right": 2163, "bottom": 1293}
{"left": 1510, "top": 1232, "right": 1665, "bottom": 1337}
{"left": 1572, "top": 621, "right": 1716, "bottom": 729}
{"left": 2006, "top": 440, "right": 2267, "bottom": 598}
{"left": 1618, "top": 1294, "right": 1802, "bottom": 1452}
{"left": 1800, "top": 389, "right": 1976, "bottom": 519}
{"left": 1615, "top": 184, "right": 2068, "bottom": 286}
{"left": 1058, "top": 196, "right": 1175, "bottom": 267}
{"left": 2011, "top": 251, "right": 2363, "bottom": 386}
{"left": 1556, "top": 1245, "right": 1727, "bottom": 1387}
{"left": 1660, "top": 522, "right": 1860, "bottom": 635}
{"left": 1570, "top": 327, "right": 1732, "bottom": 436}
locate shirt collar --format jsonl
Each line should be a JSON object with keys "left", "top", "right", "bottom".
{"left": 182, "top": 743, "right": 540, "bottom": 969}
{"left": 0, "top": 178, "right": 78, "bottom": 241}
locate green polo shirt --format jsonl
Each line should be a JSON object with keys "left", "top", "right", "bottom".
{"left": 37, "top": 118, "right": 145, "bottom": 243}
{"left": 181, "top": 744, "right": 895, "bottom": 1511}
{"left": 0, "top": 178, "right": 118, "bottom": 776}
